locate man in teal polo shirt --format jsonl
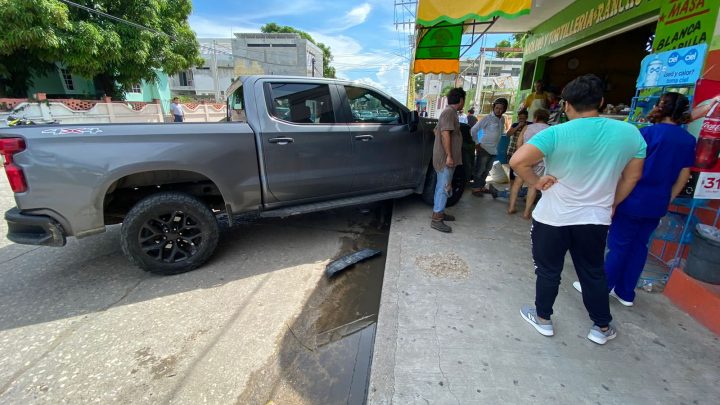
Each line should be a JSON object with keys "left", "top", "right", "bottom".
{"left": 510, "top": 74, "right": 646, "bottom": 345}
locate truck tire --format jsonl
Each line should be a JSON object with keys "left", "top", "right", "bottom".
{"left": 421, "top": 165, "right": 466, "bottom": 208}
{"left": 120, "top": 192, "right": 219, "bottom": 275}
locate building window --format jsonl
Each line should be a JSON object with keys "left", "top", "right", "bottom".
{"left": 129, "top": 83, "right": 142, "bottom": 93}
{"left": 60, "top": 68, "right": 74, "bottom": 91}
{"left": 178, "top": 70, "right": 193, "bottom": 87}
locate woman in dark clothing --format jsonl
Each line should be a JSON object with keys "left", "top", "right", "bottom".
{"left": 573, "top": 92, "right": 696, "bottom": 306}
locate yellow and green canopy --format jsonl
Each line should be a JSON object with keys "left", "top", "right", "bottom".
{"left": 413, "top": 0, "right": 531, "bottom": 74}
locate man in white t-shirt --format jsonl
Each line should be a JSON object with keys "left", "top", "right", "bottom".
{"left": 510, "top": 74, "right": 646, "bottom": 345}
{"left": 470, "top": 97, "right": 507, "bottom": 194}
{"left": 171, "top": 97, "right": 184, "bottom": 122}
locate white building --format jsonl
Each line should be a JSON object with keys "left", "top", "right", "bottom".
{"left": 231, "top": 33, "right": 324, "bottom": 77}
{"left": 420, "top": 57, "right": 523, "bottom": 116}
{"left": 170, "top": 39, "right": 235, "bottom": 101}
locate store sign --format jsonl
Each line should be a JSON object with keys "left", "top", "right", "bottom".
{"left": 695, "top": 172, "right": 720, "bottom": 199}
{"left": 653, "top": 0, "right": 720, "bottom": 52}
{"left": 636, "top": 44, "right": 707, "bottom": 87}
{"left": 525, "top": 0, "right": 661, "bottom": 57}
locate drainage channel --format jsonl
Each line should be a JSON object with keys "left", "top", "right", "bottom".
{"left": 238, "top": 201, "right": 391, "bottom": 405}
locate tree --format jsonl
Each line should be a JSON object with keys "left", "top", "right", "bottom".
{"left": 414, "top": 74, "right": 425, "bottom": 95}
{"left": 0, "top": 0, "right": 201, "bottom": 98}
{"left": 510, "top": 33, "right": 527, "bottom": 57}
{"left": 494, "top": 39, "right": 513, "bottom": 58}
{"left": 261, "top": 23, "right": 336, "bottom": 78}
{"left": 494, "top": 35, "right": 527, "bottom": 58}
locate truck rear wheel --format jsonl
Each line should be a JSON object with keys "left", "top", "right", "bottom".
{"left": 421, "top": 165, "right": 466, "bottom": 208}
{"left": 120, "top": 192, "right": 219, "bottom": 275}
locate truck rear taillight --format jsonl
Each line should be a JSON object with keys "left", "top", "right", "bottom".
{"left": 0, "top": 138, "right": 27, "bottom": 193}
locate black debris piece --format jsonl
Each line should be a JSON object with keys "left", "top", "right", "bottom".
{"left": 325, "top": 248, "right": 382, "bottom": 278}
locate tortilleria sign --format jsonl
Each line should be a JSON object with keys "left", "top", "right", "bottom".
{"left": 525, "top": 0, "right": 662, "bottom": 59}
{"left": 653, "top": 0, "right": 720, "bottom": 52}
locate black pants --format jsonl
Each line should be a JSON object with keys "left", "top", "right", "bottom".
{"left": 531, "top": 220, "right": 612, "bottom": 327}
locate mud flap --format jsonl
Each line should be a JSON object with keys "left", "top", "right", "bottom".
{"left": 325, "top": 248, "right": 382, "bottom": 278}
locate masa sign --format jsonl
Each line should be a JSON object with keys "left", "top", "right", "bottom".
{"left": 653, "top": 0, "right": 720, "bottom": 52}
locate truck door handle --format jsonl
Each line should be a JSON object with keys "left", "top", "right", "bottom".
{"left": 354, "top": 135, "right": 374, "bottom": 142}
{"left": 269, "top": 137, "right": 294, "bottom": 145}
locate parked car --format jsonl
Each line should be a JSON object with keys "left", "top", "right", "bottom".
{"left": 1, "top": 76, "right": 466, "bottom": 275}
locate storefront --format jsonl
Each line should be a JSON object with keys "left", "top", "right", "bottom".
{"left": 521, "top": 0, "right": 720, "bottom": 335}
{"left": 520, "top": 0, "right": 666, "bottom": 114}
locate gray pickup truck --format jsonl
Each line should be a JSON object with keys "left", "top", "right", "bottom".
{"left": 0, "top": 76, "right": 466, "bottom": 274}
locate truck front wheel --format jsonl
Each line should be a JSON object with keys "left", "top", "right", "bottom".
{"left": 120, "top": 192, "right": 219, "bottom": 275}
{"left": 421, "top": 165, "right": 466, "bottom": 208}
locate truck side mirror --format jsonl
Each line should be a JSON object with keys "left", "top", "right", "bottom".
{"left": 410, "top": 110, "right": 420, "bottom": 124}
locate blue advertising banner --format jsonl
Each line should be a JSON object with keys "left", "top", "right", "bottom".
{"left": 636, "top": 44, "right": 708, "bottom": 88}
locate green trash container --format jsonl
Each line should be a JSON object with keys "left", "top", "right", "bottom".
{"left": 685, "top": 224, "right": 720, "bottom": 285}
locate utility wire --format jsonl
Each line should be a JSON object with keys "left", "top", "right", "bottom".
{"left": 57, "top": 0, "right": 399, "bottom": 86}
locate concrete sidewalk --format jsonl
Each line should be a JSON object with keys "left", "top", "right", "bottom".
{"left": 368, "top": 192, "right": 720, "bottom": 404}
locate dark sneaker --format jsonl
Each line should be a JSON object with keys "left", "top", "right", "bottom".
{"left": 442, "top": 213, "right": 455, "bottom": 221}
{"left": 488, "top": 184, "right": 499, "bottom": 199}
{"left": 431, "top": 220, "right": 452, "bottom": 233}
{"left": 587, "top": 324, "right": 617, "bottom": 345}
{"left": 520, "top": 304, "right": 554, "bottom": 336}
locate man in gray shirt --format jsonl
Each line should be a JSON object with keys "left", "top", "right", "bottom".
{"left": 470, "top": 98, "right": 508, "bottom": 194}
{"left": 431, "top": 88, "right": 465, "bottom": 233}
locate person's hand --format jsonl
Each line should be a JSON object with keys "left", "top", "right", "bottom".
{"left": 446, "top": 156, "right": 455, "bottom": 168}
{"left": 534, "top": 175, "right": 557, "bottom": 191}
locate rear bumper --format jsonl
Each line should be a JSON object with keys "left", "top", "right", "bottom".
{"left": 5, "top": 208, "right": 66, "bottom": 247}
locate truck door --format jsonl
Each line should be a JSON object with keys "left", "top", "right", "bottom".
{"left": 258, "top": 81, "right": 353, "bottom": 203}
{"left": 339, "top": 85, "right": 422, "bottom": 192}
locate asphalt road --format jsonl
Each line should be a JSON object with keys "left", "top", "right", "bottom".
{"left": 0, "top": 176, "right": 386, "bottom": 404}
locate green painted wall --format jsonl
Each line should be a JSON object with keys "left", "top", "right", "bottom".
{"left": 27, "top": 66, "right": 170, "bottom": 113}
{"left": 125, "top": 71, "right": 171, "bottom": 111}
{"left": 28, "top": 65, "right": 95, "bottom": 98}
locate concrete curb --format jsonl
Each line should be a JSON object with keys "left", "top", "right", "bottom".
{"left": 367, "top": 200, "right": 403, "bottom": 404}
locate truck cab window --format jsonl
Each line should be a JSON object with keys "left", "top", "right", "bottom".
{"left": 227, "top": 82, "right": 246, "bottom": 122}
{"left": 344, "top": 86, "right": 401, "bottom": 125}
{"left": 268, "top": 83, "right": 335, "bottom": 124}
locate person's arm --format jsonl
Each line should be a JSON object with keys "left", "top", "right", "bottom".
{"left": 691, "top": 95, "right": 720, "bottom": 121}
{"left": 441, "top": 130, "right": 454, "bottom": 167}
{"left": 516, "top": 126, "right": 528, "bottom": 148}
{"left": 613, "top": 158, "right": 645, "bottom": 208}
{"left": 470, "top": 116, "right": 488, "bottom": 142}
{"left": 520, "top": 94, "right": 532, "bottom": 110}
{"left": 509, "top": 144, "right": 556, "bottom": 190}
{"left": 507, "top": 123, "right": 520, "bottom": 137}
{"left": 671, "top": 167, "right": 691, "bottom": 200}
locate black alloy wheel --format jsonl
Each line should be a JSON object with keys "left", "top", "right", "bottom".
{"left": 139, "top": 210, "right": 202, "bottom": 264}
{"left": 121, "top": 192, "right": 219, "bottom": 275}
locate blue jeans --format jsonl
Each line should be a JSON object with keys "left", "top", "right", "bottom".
{"left": 174, "top": 115, "right": 184, "bottom": 122}
{"left": 433, "top": 167, "right": 455, "bottom": 213}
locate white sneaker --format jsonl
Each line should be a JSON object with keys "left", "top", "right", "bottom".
{"left": 610, "top": 290, "right": 634, "bottom": 307}
{"left": 573, "top": 282, "right": 633, "bottom": 307}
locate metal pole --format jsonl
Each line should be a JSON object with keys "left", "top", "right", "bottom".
{"left": 212, "top": 40, "right": 220, "bottom": 102}
{"left": 475, "top": 52, "right": 486, "bottom": 111}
